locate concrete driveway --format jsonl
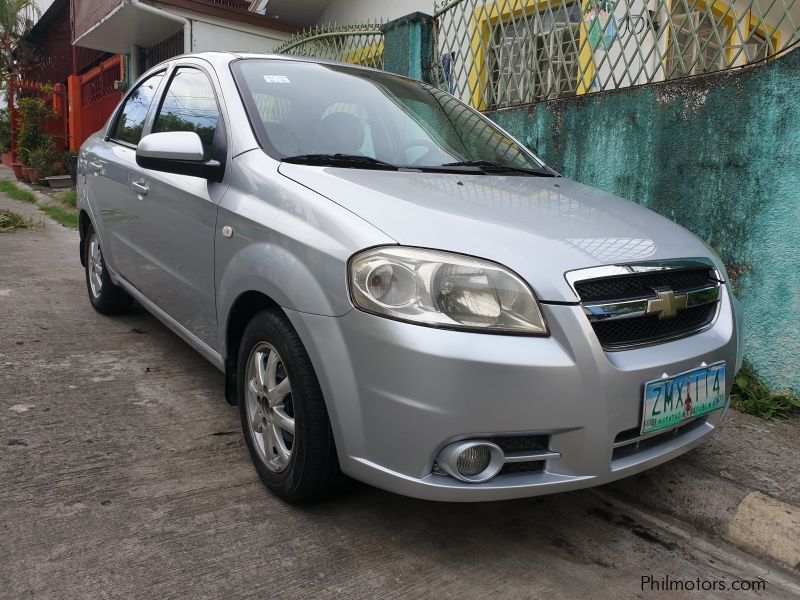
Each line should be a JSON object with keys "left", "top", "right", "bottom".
{"left": 1, "top": 194, "right": 798, "bottom": 600}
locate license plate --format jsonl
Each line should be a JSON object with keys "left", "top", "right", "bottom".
{"left": 641, "top": 362, "right": 726, "bottom": 435}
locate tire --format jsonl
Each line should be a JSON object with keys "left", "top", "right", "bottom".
{"left": 84, "top": 224, "right": 133, "bottom": 315}
{"left": 237, "top": 309, "right": 344, "bottom": 502}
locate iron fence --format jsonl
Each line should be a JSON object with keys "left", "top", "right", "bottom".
{"left": 274, "top": 24, "right": 385, "bottom": 70}
{"left": 274, "top": 0, "right": 798, "bottom": 111}
{"left": 433, "top": 0, "right": 800, "bottom": 110}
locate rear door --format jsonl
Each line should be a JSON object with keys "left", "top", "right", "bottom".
{"left": 124, "top": 61, "right": 229, "bottom": 349}
{"left": 86, "top": 71, "right": 166, "bottom": 278}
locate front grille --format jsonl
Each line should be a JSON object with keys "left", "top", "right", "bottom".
{"left": 592, "top": 303, "right": 717, "bottom": 347}
{"left": 574, "top": 267, "right": 716, "bottom": 302}
{"left": 573, "top": 265, "right": 721, "bottom": 348}
{"left": 499, "top": 461, "right": 545, "bottom": 476}
{"left": 489, "top": 435, "right": 548, "bottom": 453}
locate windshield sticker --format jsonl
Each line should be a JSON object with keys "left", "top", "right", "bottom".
{"left": 264, "top": 75, "right": 291, "bottom": 84}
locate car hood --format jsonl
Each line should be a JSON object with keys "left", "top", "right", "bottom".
{"left": 278, "top": 164, "right": 717, "bottom": 302}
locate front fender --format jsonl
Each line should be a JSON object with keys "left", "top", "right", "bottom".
{"left": 215, "top": 152, "right": 395, "bottom": 358}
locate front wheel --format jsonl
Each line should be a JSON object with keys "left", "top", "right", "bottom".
{"left": 238, "top": 309, "right": 344, "bottom": 502}
{"left": 84, "top": 225, "right": 132, "bottom": 315}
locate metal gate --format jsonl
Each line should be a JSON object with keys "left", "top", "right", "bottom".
{"left": 68, "top": 55, "right": 124, "bottom": 149}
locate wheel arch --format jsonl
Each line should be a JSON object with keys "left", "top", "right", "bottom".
{"left": 78, "top": 210, "right": 92, "bottom": 267}
{"left": 223, "top": 290, "right": 283, "bottom": 405}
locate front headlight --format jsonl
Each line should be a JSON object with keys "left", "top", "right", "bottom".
{"left": 349, "top": 246, "right": 547, "bottom": 335}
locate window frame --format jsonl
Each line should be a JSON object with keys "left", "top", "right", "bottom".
{"left": 664, "top": 0, "right": 741, "bottom": 79}
{"left": 150, "top": 65, "right": 225, "bottom": 161}
{"left": 106, "top": 69, "right": 168, "bottom": 149}
{"left": 469, "top": 0, "right": 594, "bottom": 111}
{"left": 745, "top": 14, "right": 781, "bottom": 62}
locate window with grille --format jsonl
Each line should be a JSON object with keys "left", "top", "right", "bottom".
{"left": 488, "top": 2, "right": 582, "bottom": 107}
{"left": 666, "top": 1, "right": 732, "bottom": 77}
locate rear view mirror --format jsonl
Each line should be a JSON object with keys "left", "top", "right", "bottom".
{"left": 136, "top": 132, "right": 224, "bottom": 182}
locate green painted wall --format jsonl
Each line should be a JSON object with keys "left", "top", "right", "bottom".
{"left": 488, "top": 52, "right": 800, "bottom": 393}
{"left": 381, "top": 12, "right": 436, "bottom": 84}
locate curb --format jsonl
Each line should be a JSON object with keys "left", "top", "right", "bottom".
{"left": 727, "top": 492, "right": 800, "bottom": 571}
{"left": 606, "top": 459, "right": 800, "bottom": 571}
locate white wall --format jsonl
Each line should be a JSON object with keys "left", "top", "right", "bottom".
{"left": 157, "top": 6, "right": 293, "bottom": 53}
{"left": 318, "top": 0, "right": 432, "bottom": 25}
{"left": 33, "top": 0, "right": 55, "bottom": 18}
{"left": 190, "top": 18, "right": 290, "bottom": 53}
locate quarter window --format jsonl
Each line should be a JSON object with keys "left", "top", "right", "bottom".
{"left": 154, "top": 68, "right": 221, "bottom": 159}
{"left": 110, "top": 72, "right": 164, "bottom": 145}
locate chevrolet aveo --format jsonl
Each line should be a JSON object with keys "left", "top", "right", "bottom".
{"left": 78, "top": 53, "right": 743, "bottom": 502}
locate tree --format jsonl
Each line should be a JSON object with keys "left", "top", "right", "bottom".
{"left": 0, "top": 0, "right": 39, "bottom": 92}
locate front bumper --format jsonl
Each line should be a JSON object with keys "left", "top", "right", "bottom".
{"left": 285, "top": 286, "right": 742, "bottom": 501}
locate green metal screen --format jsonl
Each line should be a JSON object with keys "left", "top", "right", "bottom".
{"left": 275, "top": 24, "right": 385, "bottom": 70}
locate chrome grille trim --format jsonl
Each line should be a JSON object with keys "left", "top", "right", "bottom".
{"left": 582, "top": 284, "right": 720, "bottom": 322}
{"left": 612, "top": 417, "right": 703, "bottom": 449}
{"left": 564, "top": 258, "right": 724, "bottom": 299}
{"left": 503, "top": 450, "right": 561, "bottom": 463}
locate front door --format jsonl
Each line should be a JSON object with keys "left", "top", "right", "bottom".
{"left": 88, "top": 71, "right": 165, "bottom": 278}
{"left": 125, "top": 64, "right": 229, "bottom": 349}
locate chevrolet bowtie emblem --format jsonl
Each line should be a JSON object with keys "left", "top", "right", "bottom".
{"left": 646, "top": 287, "right": 688, "bottom": 319}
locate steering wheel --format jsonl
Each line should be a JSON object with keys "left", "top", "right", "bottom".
{"left": 394, "top": 138, "right": 441, "bottom": 165}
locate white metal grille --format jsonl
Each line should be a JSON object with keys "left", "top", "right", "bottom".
{"left": 434, "top": 0, "right": 800, "bottom": 110}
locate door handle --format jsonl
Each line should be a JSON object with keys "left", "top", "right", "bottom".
{"left": 130, "top": 180, "right": 149, "bottom": 196}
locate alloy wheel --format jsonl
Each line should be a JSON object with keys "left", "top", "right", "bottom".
{"left": 245, "top": 342, "right": 295, "bottom": 472}
{"left": 88, "top": 233, "right": 104, "bottom": 298}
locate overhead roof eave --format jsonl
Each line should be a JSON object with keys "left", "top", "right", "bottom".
{"left": 73, "top": 1, "right": 185, "bottom": 54}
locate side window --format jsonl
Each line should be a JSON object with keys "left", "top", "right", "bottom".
{"left": 110, "top": 72, "right": 164, "bottom": 145}
{"left": 154, "top": 68, "right": 220, "bottom": 159}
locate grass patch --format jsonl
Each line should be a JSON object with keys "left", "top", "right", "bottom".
{"left": 732, "top": 362, "right": 800, "bottom": 420}
{"left": 0, "top": 180, "right": 37, "bottom": 204}
{"left": 40, "top": 203, "right": 78, "bottom": 229}
{"left": 0, "top": 209, "right": 41, "bottom": 232}
{"left": 59, "top": 189, "right": 77, "bottom": 207}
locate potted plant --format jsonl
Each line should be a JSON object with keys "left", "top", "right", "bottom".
{"left": 27, "top": 142, "right": 57, "bottom": 184}
{"left": 64, "top": 149, "right": 78, "bottom": 183}
{"left": 16, "top": 97, "right": 55, "bottom": 175}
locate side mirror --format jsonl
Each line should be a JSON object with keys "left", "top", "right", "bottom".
{"left": 136, "top": 132, "right": 224, "bottom": 182}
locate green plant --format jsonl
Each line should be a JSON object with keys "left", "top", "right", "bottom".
{"left": 15, "top": 97, "right": 55, "bottom": 166}
{"left": 27, "top": 141, "right": 59, "bottom": 177}
{"left": 62, "top": 148, "right": 78, "bottom": 171}
{"left": 0, "top": 179, "right": 36, "bottom": 203}
{"left": 40, "top": 203, "right": 77, "bottom": 229}
{"left": 0, "top": 0, "right": 40, "bottom": 92}
{"left": 59, "top": 189, "right": 77, "bottom": 207}
{"left": 731, "top": 362, "right": 800, "bottom": 420}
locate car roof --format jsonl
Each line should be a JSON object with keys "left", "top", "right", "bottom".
{"left": 159, "top": 51, "right": 384, "bottom": 73}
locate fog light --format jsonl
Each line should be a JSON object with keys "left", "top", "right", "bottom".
{"left": 457, "top": 445, "right": 491, "bottom": 476}
{"left": 436, "top": 440, "right": 504, "bottom": 483}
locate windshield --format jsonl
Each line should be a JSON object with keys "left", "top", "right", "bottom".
{"left": 231, "top": 59, "right": 550, "bottom": 174}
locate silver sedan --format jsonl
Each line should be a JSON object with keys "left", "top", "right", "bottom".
{"left": 77, "top": 52, "right": 743, "bottom": 502}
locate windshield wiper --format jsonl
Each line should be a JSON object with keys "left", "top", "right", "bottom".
{"left": 437, "top": 160, "right": 554, "bottom": 176}
{"left": 281, "top": 153, "right": 400, "bottom": 171}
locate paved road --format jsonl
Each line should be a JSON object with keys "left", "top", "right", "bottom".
{"left": 1, "top": 195, "right": 798, "bottom": 600}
